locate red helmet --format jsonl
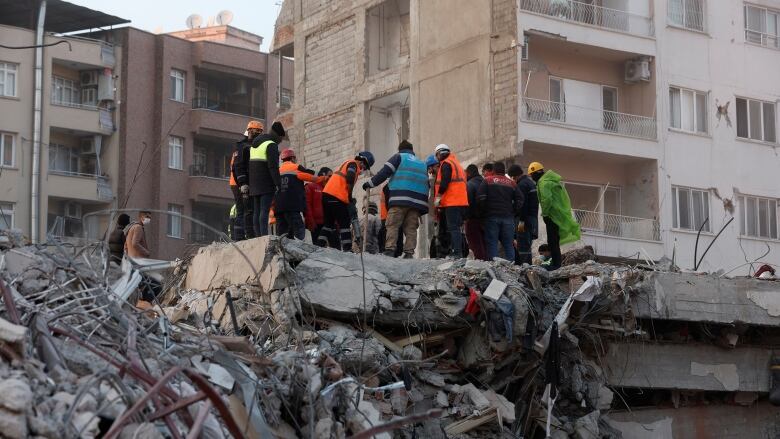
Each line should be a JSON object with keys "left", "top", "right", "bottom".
{"left": 280, "top": 148, "right": 296, "bottom": 161}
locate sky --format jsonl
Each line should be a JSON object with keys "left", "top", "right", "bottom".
{"left": 68, "top": 0, "right": 282, "bottom": 51}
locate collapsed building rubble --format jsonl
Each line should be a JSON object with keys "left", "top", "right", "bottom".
{"left": 2, "top": 228, "right": 780, "bottom": 438}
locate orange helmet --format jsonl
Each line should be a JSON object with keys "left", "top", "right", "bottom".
{"left": 247, "top": 120, "right": 264, "bottom": 131}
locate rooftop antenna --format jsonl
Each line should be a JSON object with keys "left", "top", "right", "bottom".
{"left": 216, "top": 10, "right": 234, "bottom": 26}
{"left": 185, "top": 14, "right": 203, "bottom": 29}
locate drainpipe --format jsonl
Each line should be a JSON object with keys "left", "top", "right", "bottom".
{"left": 31, "top": 0, "right": 47, "bottom": 244}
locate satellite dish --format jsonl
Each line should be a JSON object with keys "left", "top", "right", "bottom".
{"left": 216, "top": 10, "right": 234, "bottom": 26}
{"left": 186, "top": 14, "right": 203, "bottom": 29}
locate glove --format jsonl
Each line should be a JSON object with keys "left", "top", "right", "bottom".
{"left": 434, "top": 196, "right": 442, "bottom": 208}
{"left": 362, "top": 182, "right": 371, "bottom": 191}
{"left": 516, "top": 221, "right": 526, "bottom": 233}
{"left": 239, "top": 185, "right": 249, "bottom": 195}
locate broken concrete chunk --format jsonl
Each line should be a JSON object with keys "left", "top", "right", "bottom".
{"left": 483, "top": 279, "right": 508, "bottom": 301}
{"left": 207, "top": 363, "right": 236, "bottom": 391}
{"left": 0, "top": 379, "right": 32, "bottom": 412}
{"left": 0, "top": 407, "right": 27, "bottom": 439}
{"left": 435, "top": 390, "right": 449, "bottom": 408}
{"left": 574, "top": 410, "right": 600, "bottom": 439}
{"left": 118, "top": 423, "right": 165, "bottom": 439}
{"left": 417, "top": 370, "right": 446, "bottom": 387}
{"left": 347, "top": 401, "right": 391, "bottom": 439}
{"left": 402, "top": 345, "right": 423, "bottom": 362}
{"left": 433, "top": 294, "right": 467, "bottom": 318}
{"left": 484, "top": 389, "right": 516, "bottom": 424}
{"left": 461, "top": 383, "right": 490, "bottom": 411}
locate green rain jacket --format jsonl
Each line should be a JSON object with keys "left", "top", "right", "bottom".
{"left": 537, "top": 170, "right": 581, "bottom": 245}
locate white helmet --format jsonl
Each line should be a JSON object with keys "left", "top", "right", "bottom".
{"left": 434, "top": 144, "right": 451, "bottom": 154}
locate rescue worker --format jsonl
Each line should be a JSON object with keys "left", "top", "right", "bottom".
{"left": 508, "top": 164, "right": 539, "bottom": 265}
{"left": 477, "top": 161, "right": 524, "bottom": 262}
{"left": 276, "top": 148, "right": 324, "bottom": 240}
{"left": 320, "top": 151, "right": 375, "bottom": 251}
{"left": 529, "top": 162, "right": 581, "bottom": 270}
{"left": 482, "top": 162, "right": 495, "bottom": 177}
{"left": 305, "top": 167, "right": 332, "bottom": 245}
{"left": 363, "top": 140, "right": 429, "bottom": 258}
{"left": 243, "top": 121, "right": 286, "bottom": 237}
{"left": 433, "top": 144, "right": 469, "bottom": 259}
{"left": 233, "top": 120, "right": 264, "bottom": 238}
{"left": 464, "top": 164, "right": 487, "bottom": 260}
{"left": 426, "top": 154, "right": 443, "bottom": 258}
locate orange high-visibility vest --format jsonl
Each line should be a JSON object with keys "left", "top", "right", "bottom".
{"left": 380, "top": 188, "right": 388, "bottom": 221}
{"left": 229, "top": 152, "right": 238, "bottom": 186}
{"left": 434, "top": 154, "right": 468, "bottom": 207}
{"left": 323, "top": 159, "right": 361, "bottom": 204}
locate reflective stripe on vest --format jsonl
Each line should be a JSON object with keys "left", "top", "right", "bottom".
{"left": 388, "top": 152, "right": 428, "bottom": 196}
{"left": 249, "top": 140, "right": 274, "bottom": 161}
{"left": 323, "top": 159, "right": 361, "bottom": 204}
{"left": 230, "top": 204, "right": 237, "bottom": 218}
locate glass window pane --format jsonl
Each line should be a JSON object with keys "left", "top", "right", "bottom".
{"left": 746, "top": 6, "right": 765, "bottom": 32}
{"left": 679, "top": 188, "right": 691, "bottom": 230}
{"left": 771, "top": 201, "right": 778, "bottom": 239}
{"left": 682, "top": 90, "right": 695, "bottom": 131}
{"left": 550, "top": 78, "right": 562, "bottom": 102}
{"left": 695, "top": 92, "right": 707, "bottom": 133}
{"left": 2, "top": 134, "right": 11, "bottom": 166}
{"left": 747, "top": 197, "right": 758, "bottom": 236}
{"left": 739, "top": 196, "right": 746, "bottom": 234}
{"left": 759, "top": 199, "right": 769, "bottom": 237}
{"left": 669, "top": 0, "right": 683, "bottom": 26}
{"left": 736, "top": 98, "right": 749, "bottom": 138}
{"left": 702, "top": 192, "right": 710, "bottom": 232}
{"left": 672, "top": 188, "right": 679, "bottom": 229}
{"left": 670, "top": 88, "right": 681, "bottom": 129}
{"left": 692, "top": 190, "right": 704, "bottom": 230}
{"left": 763, "top": 103, "right": 776, "bottom": 143}
{"left": 749, "top": 100, "right": 763, "bottom": 140}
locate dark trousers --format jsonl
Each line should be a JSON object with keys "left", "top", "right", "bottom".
{"left": 484, "top": 216, "right": 516, "bottom": 261}
{"left": 440, "top": 207, "right": 464, "bottom": 258}
{"left": 312, "top": 224, "right": 325, "bottom": 246}
{"left": 252, "top": 193, "right": 274, "bottom": 237}
{"left": 230, "top": 185, "right": 246, "bottom": 240}
{"left": 321, "top": 193, "right": 352, "bottom": 251}
{"left": 277, "top": 211, "right": 306, "bottom": 240}
{"left": 515, "top": 216, "right": 537, "bottom": 266}
{"left": 464, "top": 219, "right": 487, "bottom": 260}
{"left": 543, "top": 216, "right": 562, "bottom": 269}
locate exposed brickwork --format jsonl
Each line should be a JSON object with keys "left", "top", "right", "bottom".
{"left": 303, "top": 107, "right": 356, "bottom": 171}
{"left": 304, "top": 17, "right": 357, "bottom": 117}
{"left": 491, "top": 0, "right": 518, "bottom": 160}
{"left": 302, "top": 0, "right": 330, "bottom": 19}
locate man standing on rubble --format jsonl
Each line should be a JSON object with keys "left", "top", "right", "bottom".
{"left": 529, "top": 162, "right": 581, "bottom": 270}
{"left": 508, "top": 164, "right": 539, "bottom": 265}
{"left": 243, "top": 121, "right": 287, "bottom": 237}
{"left": 433, "top": 144, "right": 469, "bottom": 259}
{"left": 305, "top": 167, "right": 332, "bottom": 246}
{"left": 108, "top": 213, "right": 130, "bottom": 263}
{"left": 320, "top": 151, "right": 375, "bottom": 251}
{"left": 363, "top": 140, "right": 429, "bottom": 258}
{"left": 478, "top": 161, "right": 524, "bottom": 261}
{"left": 125, "top": 211, "right": 152, "bottom": 259}
{"left": 276, "top": 148, "right": 325, "bottom": 240}
{"left": 233, "top": 120, "right": 264, "bottom": 238}
{"left": 465, "top": 164, "right": 487, "bottom": 260}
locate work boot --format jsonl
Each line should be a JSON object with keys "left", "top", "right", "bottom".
{"left": 403, "top": 253, "right": 414, "bottom": 259}
{"left": 383, "top": 249, "right": 395, "bottom": 258}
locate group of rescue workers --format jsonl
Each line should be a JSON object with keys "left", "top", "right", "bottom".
{"left": 228, "top": 120, "right": 580, "bottom": 270}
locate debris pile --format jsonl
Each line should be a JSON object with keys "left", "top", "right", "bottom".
{"left": 2, "top": 229, "right": 780, "bottom": 438}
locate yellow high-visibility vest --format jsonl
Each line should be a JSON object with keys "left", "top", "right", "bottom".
{"left": 249, "top": 140, "right": 274, "bottom": 161}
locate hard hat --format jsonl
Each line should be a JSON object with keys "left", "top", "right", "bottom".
{"left": 280, "top": 148, "right": 296, "bottom": 161}
{"left": 527, "top": 161, "right": 544, "bottom": 174}
{"left": 247, "top": 120, "right": 264, "bottom": 131}
{"left": 425, "top": 154, "right": 439, "bottom": 168}
{"left": 357, "top": 151, "right": 375, "bottom": 168}
{"left": 434, "top": 144, "right": 451, "bottom": 154}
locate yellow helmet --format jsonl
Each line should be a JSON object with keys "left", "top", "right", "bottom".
{"left": 527, "top": 161, "right": 544, "bottom": 174}
{"left": 247, "top": 120, "right": 264, "bottom": 131}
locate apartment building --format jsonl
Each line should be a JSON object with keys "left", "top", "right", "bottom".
{"left": 114, "top": 24, "right": 293, "bottom": 260}
{"left": 274, "top": 0, "right": 780, "bottom": 272}
{"left": 0, "top": 1, "right": 127, "bottom": 244}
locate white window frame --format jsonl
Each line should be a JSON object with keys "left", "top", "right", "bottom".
{"left": 669, "top": 87, "right": 708, "bottom": 134}
{"left": 168, "top": 136, "right": 184, "bottom": 170}
{"left": 745, "top": 4, "right": 780, "bottom": 49}
{"left": 0, "top": 132, "right": 14, "bottom": 167}
{"left": 736, "top": 97, "right": 777, "bottom": 143}
{"left": 0, "top": 62, "right": 18, "bottom": 97}
{"left": 52, "top": 76, "right": 80, "bottom": 106}
{"left": 668, "top": 0, "right": 706, "bottom": 32}
{"left": 672, "top": 186, "right": 711, "bottom": 232}
{"left": 0, "top": 202, "right": 14, "bottom": 230}
{"left": 738, "top": 194, "right": 779, "bottom": 239}
{"left": 167, "top": 204, "right": 183, "bottom": 239}
{"left": 170, "top": 69, "right": 186, "bottom": 102}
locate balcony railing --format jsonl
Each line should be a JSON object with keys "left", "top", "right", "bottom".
{"left": 745, "top": 29, "right": 780, "bottom": 49}
{"left": 573, "top": 209, "right": 660, "bottom": 241}
{"left": 521, "top": 97, "right": 657, "bottom": 140}
{"left": 189, "top": 164, "right": 229, "bottom": 180}
{"left": 192, "top": 97, "right": 265, "bottom": 119}
{"left": 520, "top": 0, "right": 654, "bottom": 37}
{"left": 667, "top": 0, "right": 705, "bottom": 32}
{"left": 277, "top": 87, "right": 294, "bottom": 110}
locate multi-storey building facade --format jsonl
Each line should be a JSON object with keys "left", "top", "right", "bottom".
{"left": 274, "top": 0, "right": 780, "bottom": 273}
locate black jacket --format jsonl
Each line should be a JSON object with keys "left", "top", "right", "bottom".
{"left": 516, "top": 174, "right": 539, "bottom": 219}
{"left": 466, "top": 174, "right": 484, "bottom": 219}
{"left": 477, "top": 175, "right": 524, "bottom": 217}
{"left": 232, "top": 137, "right": 251, "bottom": 186}
{"left": 108, "top": 227, "right": 125, "bottom": 262}
{"left": 243, "top": 133, "right": 281, "bottom": 196}
{"left": 276, "top": 163, "right": 317, "bottom": 213}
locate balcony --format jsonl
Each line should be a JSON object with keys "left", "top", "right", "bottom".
{"left": 574, "top": 209, "right": 660, "bottom": 241}
{"left": 48, "top": 103, "right": 114, "bottom": 135}
{"left": 521, "top": 97, "right": 656, "bottom": 140}
{"left": 192, "top": 98, "right": 264, "bottom": 119}
{"left": 521, "top": 0, "right": 654, "bottom": 37}
{"left": 46, "top": 173, "right": 112, "bottom": 202}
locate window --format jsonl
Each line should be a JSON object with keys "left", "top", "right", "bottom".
{"left": 736, "top": 97, "right": 776, "bottom": 143}
{"left": 52, "top": 76, "right": 80, "bottom": 106}
{"left": 669, "top": 87, "right": 708, "bottom": 133}
{"left": 168, "top": 136, "right": 184, "bottom": 170}
{"left": 672, "top": 186, "right": 710, "bottom": 232}
{"left": 170, "top": 69, "right": 186, "bottom": 102}
{"left": 0, "top": 62, "right": 17, "bottom": 97}
{"left": 366, "top": 0, "right": 410, "bottom": 76}
{"left": 167, "top": 204, "right": 183, "bottom": 238}
{"left": 0, "top": 132, "right": 14, "bottom": 167}
{"left": 48, "top": 143, "right": 96, "bottom": 176}
{"left": 602, "top": 86, "right": 618, "bottom": 132}
{"left": 521, "top": 35, "right": 529, "bottom": 61}
{"left": 549, "top": 77, "right": 564, "bottom": 121}
{"left": 668, "top": 0, "right": 705, "bottom": 31}
{"left": 0, "top": 203, "right": 13, "bottom": 230}
{"left": 739, "top": 194, "right": 779, "bottom": 239}
{"left": 194, "top": 81, "right": 208, "bottom": 108}
{"left": 81, "top": 87, "right": 97, "bottom": 106}
{"left": 745, "top": 4, "right": 780, "bottom": 49}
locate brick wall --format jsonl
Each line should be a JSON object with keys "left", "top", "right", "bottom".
{"left": 491, "top": 0, "right": 518, "bottom": 160}
{"left": 304, "top": 17, "right": 357, "bottom": 118}
{"left": 303, "top": 107, "right": 356, "bottom": 171}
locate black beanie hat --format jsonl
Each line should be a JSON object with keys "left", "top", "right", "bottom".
{"left": 271, "top": 121, "right": 286, "bottom": 138}
{"left": 398, "top": 140, "right": 413, "bottom": 151}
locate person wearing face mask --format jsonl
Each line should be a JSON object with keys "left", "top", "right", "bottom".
{"left": 125, "top": 211, "right": 152, "bottom": 259}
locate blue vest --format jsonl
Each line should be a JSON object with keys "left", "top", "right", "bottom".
{"left": 387, "top": 152, "right": 429, "bottom": 212}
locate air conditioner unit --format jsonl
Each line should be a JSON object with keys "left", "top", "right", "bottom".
{"left": 65, "top": 202, "right": 82, "bottom": 219}
{"left": 80, "top": 138, "right": 96, "bottom": 155}
{"left": 80, "top": 70, "right": 99, "bottom": 86}
{"left": 624, "top": 59, "right": 651, "bottom": 83}
{"left": 232, "top": 79, "right": 248, "bottom": 95}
